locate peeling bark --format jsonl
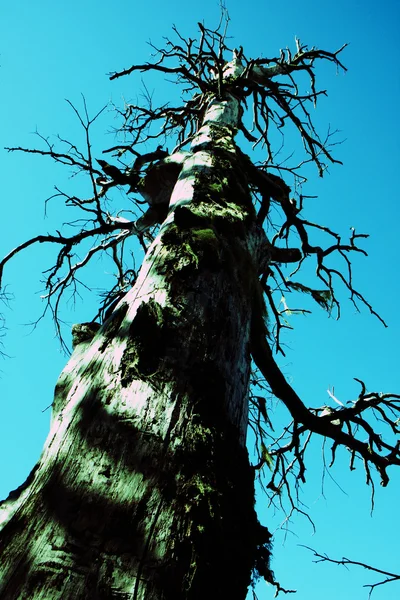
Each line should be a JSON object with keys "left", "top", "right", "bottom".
{"left": 0, "top": 93, "right": 271, "bottom": 599}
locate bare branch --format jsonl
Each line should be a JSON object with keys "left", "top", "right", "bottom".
{"left": 251, "top": 324, "right": 400, "bottom": 487}
{"left": 301, "top": 546, "right": 400, "bottom": 597}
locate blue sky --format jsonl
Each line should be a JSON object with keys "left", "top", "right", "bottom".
{"left": 0, "top": 1, "right": 399, "bottom": 598}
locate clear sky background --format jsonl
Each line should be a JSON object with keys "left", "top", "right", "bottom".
{"left": 0, "top": 1, "right": 399, "bottom": 598}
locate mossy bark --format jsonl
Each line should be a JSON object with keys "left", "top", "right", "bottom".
{"left": 0, "top": 94, "right": 271, "bottom": 600}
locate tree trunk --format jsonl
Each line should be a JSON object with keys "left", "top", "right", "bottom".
{"left": 0, "top": 93, "right": 271, "bottom": 599}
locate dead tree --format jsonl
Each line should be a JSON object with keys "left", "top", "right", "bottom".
{"left": 0, "top": 18, "right": 399, "bottom": 600}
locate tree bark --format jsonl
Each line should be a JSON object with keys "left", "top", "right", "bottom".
{"left": 0, "top": 93, "right": 271, "bottom": 599}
